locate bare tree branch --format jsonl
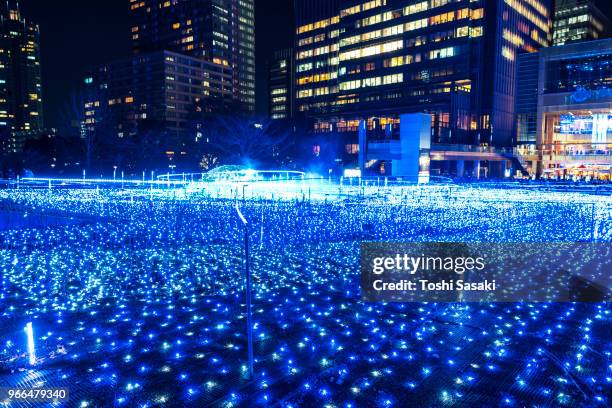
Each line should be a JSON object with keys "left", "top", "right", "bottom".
{"left": 202, "top": 115, "right": 292, "bottom": 167}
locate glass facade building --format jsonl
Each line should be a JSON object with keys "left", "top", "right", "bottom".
{"left": 129, "top": 0, "right": 255, "bottom": 111}
{"left": 552, "top": 0, "right": 610, "bottom": 46}
{"left": 515, "top": 38, "right": 612, "bottom": 179}
{"left": 294, "top": 0, "right": 552, "bottom": 159}
{"left": 0, "top": 0, "right": 43, "bottom": 153}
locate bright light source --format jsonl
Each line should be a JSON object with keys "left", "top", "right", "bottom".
{"left": 25, "top": 322, "right": 36, "bottom": 365}
{"left": 344, "top": 169, "right": 361, "bottom": 178}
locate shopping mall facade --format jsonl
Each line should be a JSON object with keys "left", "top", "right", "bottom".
{"left": 516, "top": 38, "right": 612, "bottom": 180}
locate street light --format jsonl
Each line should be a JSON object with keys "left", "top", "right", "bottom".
{"left": 242, "top": 183, "right": 249, "bottom": 201}
{"left": 235, "top": 202, "right": 254, "bottom": 379}
{"left": 113, "top": 166, "right": 118, "bottom": 181}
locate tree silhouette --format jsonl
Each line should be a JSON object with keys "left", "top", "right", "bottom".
{"left": 202, "top": 116, "right": 292, "bottom": 167}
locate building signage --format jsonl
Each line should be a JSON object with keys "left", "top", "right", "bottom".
{"left": 567, "top": 86, "right": 612, "bottom": 104}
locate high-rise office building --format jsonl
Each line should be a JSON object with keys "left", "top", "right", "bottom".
{"left": 83, "top": 50, "right": 232, "bottom": 142}
{"left": 294, "top": 0, "right": 552, "bottom": 155}
{"left": 269, "top": 48, "right": 294, "bottom": 120}
{"left": 552, "top": 0, "right": 610, "bottom": 46}
{"left": 128, "top": 0, "right": 255, "bottom": 112}
{"left": 0, "top": 0, "right": 43, "bottom": 153}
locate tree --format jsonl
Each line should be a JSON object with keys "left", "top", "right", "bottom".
{"left": 21, "top": 134, "right": 55, "bottom": 173}
{"left": 21, "top": 132, "right": 85, "bottom": 176}
{"left": 0, "top": 152, "right": 24, "bottom": 178}
{"left": 199, "top": 153, "right": 219, "bottom": 171}
{"left": 201, "top": 116, "right": 293, "bottom": 168}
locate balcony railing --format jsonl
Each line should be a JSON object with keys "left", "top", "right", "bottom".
{"left": 431, "top": 144, "right": 515, "bottom": 155}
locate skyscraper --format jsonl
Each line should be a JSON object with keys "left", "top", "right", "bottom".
{"left": 0, "top": 0, "right": 43, "bottom": 153}
{"left": 552, "top": 0, "right": 610, "bottom": 46}
{"left": 129, "top": 0, "right": 255, "bottom": 112}
{"left": 269, "top": 48, "right": 294, "bottom": 119}
{"left": 294, "top": 0, "right": 552, "bottom": 153}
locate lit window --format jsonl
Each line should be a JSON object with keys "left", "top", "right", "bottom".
{"left": 501, "top": 46, "right": 515, "bottom": 61}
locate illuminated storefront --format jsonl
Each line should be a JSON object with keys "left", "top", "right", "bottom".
{"left": 516, "top": 38, "right": 612, "bottom": 179}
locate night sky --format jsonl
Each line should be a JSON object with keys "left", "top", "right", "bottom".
{"left": 22, "top": 0, "right": 294, "bottom": 126}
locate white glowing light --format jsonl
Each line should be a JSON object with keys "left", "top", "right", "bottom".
{"left": 344, "top": 169, "right": 362, "bottom": 178}
{"left": 25, "top": 322, "right": 35, "bottom": 365}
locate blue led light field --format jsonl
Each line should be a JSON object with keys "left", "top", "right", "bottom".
{"left": 0, "top": 181, "right": 610, "bottom": 407}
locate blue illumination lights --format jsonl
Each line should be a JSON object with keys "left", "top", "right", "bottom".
{"left": 0, "top": 181, "right": 610, "bottom": 406}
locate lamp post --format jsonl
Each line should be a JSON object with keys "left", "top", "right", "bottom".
{"left": 242, "top": 183, "right": 249, "bottom": 202}
{"left": 113, "top": 166, "right": 118, "bottom": 181}
{"left": 235, "top": 203, "right": 254, "bottom": 379}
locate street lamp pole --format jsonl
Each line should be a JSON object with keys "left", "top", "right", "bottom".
{"left": 242, "top": 183, "right": 249, "bottom": 202}
{"left": 235, "top": 203, "right": 254, "bottom": 379}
